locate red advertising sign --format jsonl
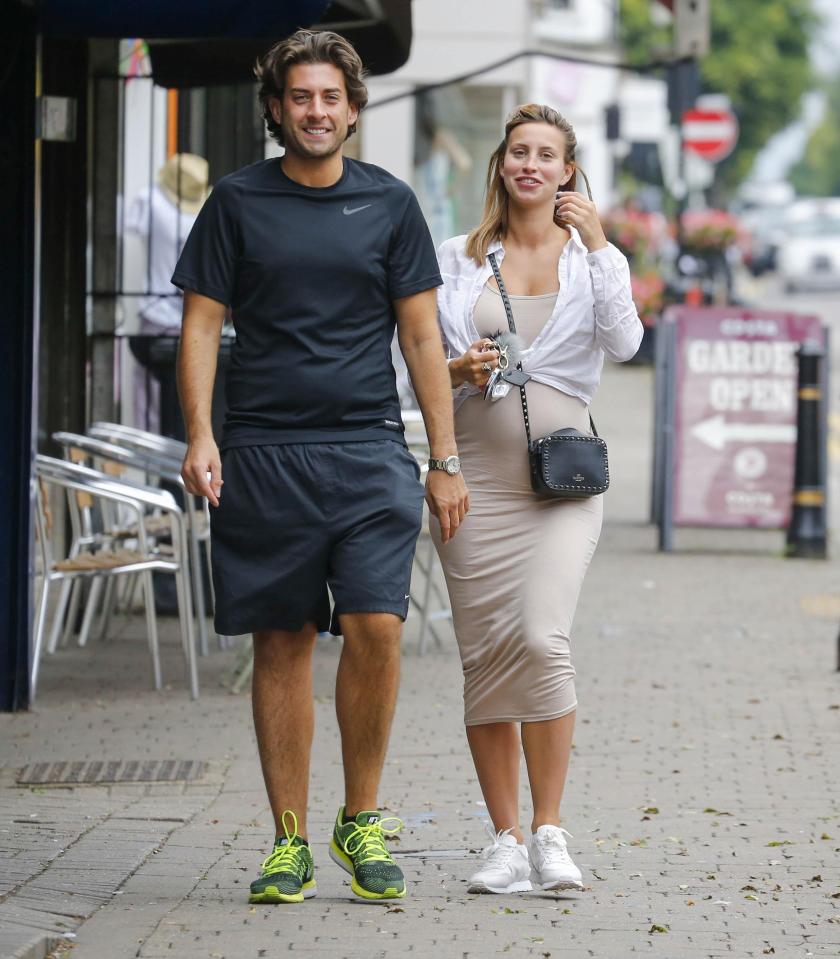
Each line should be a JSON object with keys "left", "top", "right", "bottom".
{"left": 682, "top": 108, "right": 739, "bottom": 163}
{"left": 671, "top": 307, "right": 824, "bottom": 529}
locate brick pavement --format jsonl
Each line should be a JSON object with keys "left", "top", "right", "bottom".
{"left": 2, "top": 362, "right": 839, "bottom": 959}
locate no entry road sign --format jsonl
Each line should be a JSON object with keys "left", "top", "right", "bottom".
{"left": 682, "top": 108, "right": 739, "bottom": 163}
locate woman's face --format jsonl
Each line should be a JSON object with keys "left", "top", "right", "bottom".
{"left": 499, "top": 122, "right": 574, "bottom": 208}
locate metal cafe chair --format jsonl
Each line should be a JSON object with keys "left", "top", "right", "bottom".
{"left": 88, "top": 421, "right": 187, "bottom": 462}
{"left": 411, "top": 460, "right": 453, "bottom": 655}
{"left": 401, "top": 409, "right": 453, "bottom": 655}
{"left": 87, "top": 423, "right": 223, "bottom": 648}
{"left": 33, "top": 455, "right": 198, "bottom": 701}
{"left": 88, "top": 423, "right": 235, "bottom": 652}
{"left": 52, "top": 431, "right": 213, "bottom": 657}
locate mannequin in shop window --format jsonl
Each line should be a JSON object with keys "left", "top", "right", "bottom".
{"left": 126, "top": 153, "right": 210, "bottom": 433}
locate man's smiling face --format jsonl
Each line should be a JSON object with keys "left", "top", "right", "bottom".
{"left": 271, "top": 62, "right": 359, "bottom": 162}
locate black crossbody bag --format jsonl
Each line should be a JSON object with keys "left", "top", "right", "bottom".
{"left": 487, "top": 252, "right": 610, "bottom": 500}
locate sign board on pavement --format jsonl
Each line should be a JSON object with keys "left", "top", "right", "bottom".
{"left": 653, "top": 307, "right": 826, "bottom": 547}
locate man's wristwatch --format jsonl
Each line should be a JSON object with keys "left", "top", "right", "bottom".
{"left": 428, "top": 454, "right": 461, "bottom": 476}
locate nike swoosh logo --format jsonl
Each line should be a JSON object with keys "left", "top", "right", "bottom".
{"left": 343, "top": 203, "right": 372, "bottom": 215}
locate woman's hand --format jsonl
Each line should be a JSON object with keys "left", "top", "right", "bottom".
{"left": 554, "top": 192, "right": 608, "bottom": 253}
{"left": 449, "top": 339, "right": 500, "bottom": 388}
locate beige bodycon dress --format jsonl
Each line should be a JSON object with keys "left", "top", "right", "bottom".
{"left": 432, "top": 286, "right": 604, "bottom": 725}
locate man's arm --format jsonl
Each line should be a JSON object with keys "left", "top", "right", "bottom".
{"left": 177, "top": 290, "right": 226, "bottom": 506}
{"left": 395, "top": 288, "right": 469, "bottom": 543}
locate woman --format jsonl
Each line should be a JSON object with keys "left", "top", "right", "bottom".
{"left": 432, "top": 104, "right": 643, "bottom": 894}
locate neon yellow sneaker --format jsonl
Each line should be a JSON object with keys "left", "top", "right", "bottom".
{"left": 249, "top": 811, "right": 316, "bottom": 904}
{"left": 329, "top": 807, "right": 406, "bottom": 901}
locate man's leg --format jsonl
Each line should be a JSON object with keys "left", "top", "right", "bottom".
{"left": 252, "top": 624, "right": 317, "bottom": 838}
{"left": 330, "top": 611, "right": 406, "bottom": 900}
{"left": 334, "top": 612, "right": 401, "bottom": 814}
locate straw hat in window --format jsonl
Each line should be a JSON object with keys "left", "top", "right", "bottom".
{"left": 157, "top": 153, "right": 210, "bottom": 214}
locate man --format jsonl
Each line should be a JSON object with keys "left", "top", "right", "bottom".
{"left": 173, "top": 29, "right": 468, "bottom": 905}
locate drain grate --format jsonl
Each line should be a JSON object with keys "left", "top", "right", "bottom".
{"left": 17, "top": 759, "right": 205, "bottom": 785}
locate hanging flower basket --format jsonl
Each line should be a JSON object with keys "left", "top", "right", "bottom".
{"left": 679, "top": 209, "right": 744, "bottom": 255}
{"left": 630, "top": 270, "right": 665, "bottom": 329}
{"left": 602, "top": 207, "right": 662, "bottom": 263}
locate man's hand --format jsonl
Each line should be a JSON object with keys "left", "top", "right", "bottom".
{"left": 181, "top": 436, "right": 223, "bottom": 507}
{"left": 426, "top": 470, "right": 469, "bottom": 544}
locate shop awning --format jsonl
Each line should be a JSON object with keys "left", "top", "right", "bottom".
{"left": 149, "top": 0, "right": 411, "bottom": 88}
{"left": 39, "top": 0, "right": 333, "bottom": 38}
{"left": 38, "top": 1, "right": 413, "bottom": 84}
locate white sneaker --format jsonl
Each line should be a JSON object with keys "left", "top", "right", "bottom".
{"left": 529, "top": 825, "right": 583, "bottom": 891}
{"left": 467, "top": 827, "right": 533, "bottom": 894}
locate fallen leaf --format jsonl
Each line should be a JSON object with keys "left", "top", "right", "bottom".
{"left": 642, "top": 807, "right": 659, "bottom": 815}
{"left": 741, "top": 885, "right": 758, "bottom": 892}
{"left": 766, "top": 841, "right": 794, "bottom": 847}
{"left": 810, "top": 875, "right": 823, "bottom": 883}
{"left": 648, "top": 923, "right": 669, "bottom": 934}
{"left": 820, "top": 833, "right": 833, "bottom": 840}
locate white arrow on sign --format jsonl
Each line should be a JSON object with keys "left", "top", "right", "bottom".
{"left": 692, "top": 414, "right": 796, "bottom": 451}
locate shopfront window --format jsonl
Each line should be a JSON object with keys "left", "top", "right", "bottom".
{"left": 413, "top": 84, "right": 513, "bottom": 248}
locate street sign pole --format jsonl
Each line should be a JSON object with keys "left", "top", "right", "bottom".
{"left": 659, "top": 318, "right": 677, "bottom": 552}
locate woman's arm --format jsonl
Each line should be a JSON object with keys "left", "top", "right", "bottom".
{"left": 554, "top": 192, "right": 643, "bottom": 362}
{"left": 587, "top": 246, "right": 644, "bottom": 362}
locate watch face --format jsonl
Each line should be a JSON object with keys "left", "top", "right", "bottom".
{"left": 445, "top": 455, "right": 460, "bottom": 475}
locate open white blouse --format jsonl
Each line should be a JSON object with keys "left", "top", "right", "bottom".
{"left": 436, "top": 230, "right": 644, "bottom": 410}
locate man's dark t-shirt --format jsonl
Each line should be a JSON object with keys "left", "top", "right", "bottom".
{"left": 171, "top": 157, "right": 442, "bottom": 450}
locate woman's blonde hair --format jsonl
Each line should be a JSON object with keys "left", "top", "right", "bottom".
{"left": 465, "top": 104, "right": 592, "bottom": 265}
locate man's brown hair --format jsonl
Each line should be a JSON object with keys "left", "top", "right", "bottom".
{"left": 255, "top": 29, "right": 369, "bottom": 146}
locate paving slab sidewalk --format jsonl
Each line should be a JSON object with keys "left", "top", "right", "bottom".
{"left": 2, "top": 362, "right": 840, "bottom": 959}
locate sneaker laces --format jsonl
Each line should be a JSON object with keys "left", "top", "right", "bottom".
{"left": 480, "top": 824, "right": 519, "bottom": 865}
{"left": 261, "top": 810, "right": 306, "bottom": 876}
{"left": 534, "top": 826, "right": 574, "bottom": 865}
{"left": 343, "top": 817, "right": 403, "bottom": 864}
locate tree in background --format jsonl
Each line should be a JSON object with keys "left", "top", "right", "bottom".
{"left": 620, "top": 0, "right": 818, "bottom": 195}
{"left": 789, "top": 77, "right": 840, "bottom": 195}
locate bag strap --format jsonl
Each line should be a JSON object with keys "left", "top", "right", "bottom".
{"left": 487, "top": 252, "right": 598, "bottom": 444}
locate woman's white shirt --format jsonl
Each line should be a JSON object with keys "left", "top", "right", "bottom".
{"left": 436, "top": 230, "right": 644, "bottom": 410}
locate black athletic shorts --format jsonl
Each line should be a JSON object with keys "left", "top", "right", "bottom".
{"left": 209, "top": 440, "right": 425, "bottom": 636}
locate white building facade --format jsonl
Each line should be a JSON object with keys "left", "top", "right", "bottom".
{"left": 359, "top": 0, "right": 636, "bottom": 246}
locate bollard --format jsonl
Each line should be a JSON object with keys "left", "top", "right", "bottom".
{"left": 786, "top": 340, "right": 827, "bottom": 559}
